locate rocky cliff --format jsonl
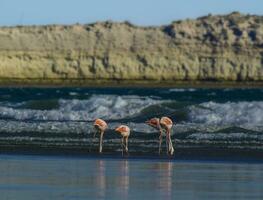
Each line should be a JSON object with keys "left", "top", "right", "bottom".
{"left": 0, "top": 12, "right": 262, "bottom": 86}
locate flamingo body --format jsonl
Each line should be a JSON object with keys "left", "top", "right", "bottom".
{"left": 146, "top": 116, "right": 174, "bottom": 155}
{"left": 115, "top": 125, "right": 130, "bottom": 137}
{"left": 115, "top": 125, "right": 130, "bottom": 155}
{"left": 94, "top": 118, "right": 107, "bottom": 131}
{"left": 93, "top": 118, "right": 108, "bottom": 153}
{"left": 160, "top": 117, "right": 173, "bottom": 130}
{"left": 146, "top": 118, "right": 161, "bottom": 130}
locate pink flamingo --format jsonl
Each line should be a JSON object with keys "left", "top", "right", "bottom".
{"left": 93, "top": 118, "right": 108, "bottom": 153}
{"left": 146, "top": 117, "right": 174, "bottom": 155}
{"left": 115, "top": 125, "right": 130, "bottom": 155}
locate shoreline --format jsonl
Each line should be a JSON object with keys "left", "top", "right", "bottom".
{"left": 1, "top": 145, "right": 263, "bottom": 163}
{"left": 0, "top": 79, "right": 263, "bottom": 88}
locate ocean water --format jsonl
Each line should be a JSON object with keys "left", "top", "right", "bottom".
{"left": 0, "top": 87, "right": 262, "bottom": 156}
{"left": 0, "top": 87, "right": 263, "bottom": 199}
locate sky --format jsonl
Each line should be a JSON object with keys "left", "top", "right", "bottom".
{"left": 0, "top": 0, "right": 262, "bottom": 26}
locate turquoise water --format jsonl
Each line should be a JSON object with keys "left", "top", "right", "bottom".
{"left": 0, "top": 155, "right": 262, "bottom": 200}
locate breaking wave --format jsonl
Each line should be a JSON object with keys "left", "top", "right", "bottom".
{"left": 0, "top": 95, "right": 161, "bottom": 121}
{"left": 189, "top": 101, "right": 263, "bottom": 126}
{"left": 0, "top": 88, "right": 262, "bottom": 154}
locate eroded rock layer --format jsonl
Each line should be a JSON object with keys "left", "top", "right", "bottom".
{"left": 0, "top": 12, "right": 262, "bottom": 85}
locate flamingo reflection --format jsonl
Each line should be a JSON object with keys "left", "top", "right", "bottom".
{"left": 155, "top": 162, "right": 173, "bottom": 199}
{"left": 95, "top": 160, "right": 106, "bottom": 199}
{"left": 116, "top": 160, "right": 130, "bottom": 198}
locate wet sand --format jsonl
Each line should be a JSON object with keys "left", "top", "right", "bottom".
{"left": 0, "top": 154, "right": 262, "bottom": 200}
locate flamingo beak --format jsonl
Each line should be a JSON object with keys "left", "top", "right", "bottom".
{"left": 145, "top": 120, "right": 150, "bottom": 125}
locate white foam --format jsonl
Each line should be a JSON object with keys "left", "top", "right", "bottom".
{"left": 0, "top": 119, "right": 92, "bottom": 135}
{"left": 69, "top": 92, "right": 78, "bottom": 96}
{"left": 169, "top": 88, "right": 196, "bottom": 92}
{"left": 189, "top": 101, "right": 263, "bottom": 126}
{"left": 0, "top": 95, "right": 161, "bottom": 121}
{"left": 187, "top": 132, "right": 263, "bottom": 141}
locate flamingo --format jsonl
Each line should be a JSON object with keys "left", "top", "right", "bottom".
{"left": 93, "top": 118, "right": 108, "bottom": 153}
{"left": 146, "top": 116, "right": 174, "bottom": 155}
{"left": 115, "top": 125, "right": 130, "bottom": 155}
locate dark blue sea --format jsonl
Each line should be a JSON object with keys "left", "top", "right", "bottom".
{"left": 0, "top": 87, "right": 263, "bottom": 199}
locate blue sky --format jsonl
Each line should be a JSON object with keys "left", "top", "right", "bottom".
{"left": 0, "top": 0, "right": 262, "bottom": 26}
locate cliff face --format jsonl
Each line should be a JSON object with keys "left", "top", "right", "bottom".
{"left": 0, "top": 12, "right": 262, "bottom": 85}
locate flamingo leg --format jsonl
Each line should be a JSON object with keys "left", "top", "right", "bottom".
{"left": 165, "top": 130, "right": 169, "bottom": 155}
{"left": 167, "top": 129, "right": 174, "bottom": 155}
{"left": 158, "top": 133, "right": 162, "bottom": 155}
{"left": 121, "top": 137, "right": 124, "bottom": 156}
{"left": 125, "top": 137, "right": 129, "bottom": 153}
{"left": 99, "top": 131, "right": 104, "bottom": 153}
{"left": 89, "top": 128, "right": 97, "bottom": 152}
